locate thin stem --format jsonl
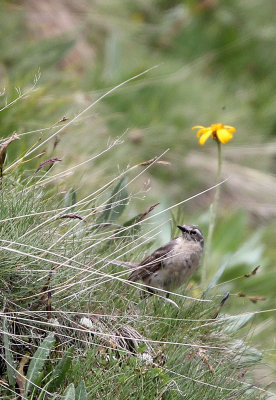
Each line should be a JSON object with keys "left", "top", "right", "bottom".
{"left": 201, "top": 140, "right": 222, "bottom": 285}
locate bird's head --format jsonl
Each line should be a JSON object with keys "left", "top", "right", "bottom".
{"left": 177, "top": 224, "right": 204, "bottom": 246}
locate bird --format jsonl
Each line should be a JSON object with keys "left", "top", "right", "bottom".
{"left": 128, "top": 224, "right": 204, "bottom": 297}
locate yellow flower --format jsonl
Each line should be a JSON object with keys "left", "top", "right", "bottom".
{"left": 192, "top": 123, "right": 236, "bottom": 145}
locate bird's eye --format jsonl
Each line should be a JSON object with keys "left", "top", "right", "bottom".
{"left": 190, "top": 230, "right": 196, "bottom": 235}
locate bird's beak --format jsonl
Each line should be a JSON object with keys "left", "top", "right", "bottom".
{"left": 177, "top": 225, "right": 187, "bottom": 233}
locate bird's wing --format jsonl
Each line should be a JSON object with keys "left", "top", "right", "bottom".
{"left": 128, "top": 240, "right": 175, "bottom": 281}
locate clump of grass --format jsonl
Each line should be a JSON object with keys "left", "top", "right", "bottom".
{"left": 0, "top": 152, "right": 271, "bottom": 400}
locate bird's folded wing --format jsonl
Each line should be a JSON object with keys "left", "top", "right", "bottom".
{"left": 128, "top": 241, "right": 174, "bottom": 281}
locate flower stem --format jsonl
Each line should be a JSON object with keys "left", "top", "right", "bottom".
{"left": 201, "top": 140, "right": 222, "bottom": 286}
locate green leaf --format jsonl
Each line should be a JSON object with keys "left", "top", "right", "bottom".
{"left": 97, "top": 177, "right": 128, "bottom": 223}
{"left": 231, "top": 340, "right": 263, "bottom": 365}
{"left": 64, "top": 188, "right": 77, "bottom": 211}
{"left": 48, "top": 347, "right": 74, "bottom": 392}
{"left": 24, "top": 332, "right": 55, "bottom": 396}
{"left": 63, "top": 383, "right": 75, "bottom": 400}
{"left": 206, "top": 260, "right": 228, "bottom": 292}
{"left": 75, "top": 380, "right": 87, "bottom": 400}
{"left": 222, "top": 313, "right": 253, "bottom": 334}
{"left": 2, "top": 317, "right": 16, "bottom": 388}
{"left": 228, "top": 230, "right": 264, "bottom": 267}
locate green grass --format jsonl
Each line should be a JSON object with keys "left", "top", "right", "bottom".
{"left": 0, "top": 149, "right": 273, "bottom": 398}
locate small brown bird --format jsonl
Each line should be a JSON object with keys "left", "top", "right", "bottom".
{"left": 128, "top": 225, "right": 204, "bottom": 297}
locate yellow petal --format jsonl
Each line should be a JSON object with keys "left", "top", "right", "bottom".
{"left": 224, "top": 125, "right": 236, "bottom": 133}
{"left": 197, "top": 128, "right": 212, "bottom": 137}
{"left": 192, "top": 125, "right": 205, "bottom": 130}
{"left": 199, "top": 131, "right": 212, "bottom": 145}
{"left": 196, "top": 128, "right": 207, "bottom": 137}
{"left": 216, "top": 128, "right": 233, "bottom": 144}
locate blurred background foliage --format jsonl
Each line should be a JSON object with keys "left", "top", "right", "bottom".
{"left": 0, "top": 0, "right": 275, "bottom": 390}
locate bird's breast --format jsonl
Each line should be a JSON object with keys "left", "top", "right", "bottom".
{"left": 146, "top": 237, "right": 202, "bottom": 291}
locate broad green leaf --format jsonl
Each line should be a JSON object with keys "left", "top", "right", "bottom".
{"left": 97, "top": 177, "right": 128, "bottom": 223}
{"left": 2, "top": 317, "right": 16, "bottom": 388}
{"left": 232, "top": 340, "right": 263, "bottom": 364}
{"left": 222, "top": 313, "right": 253, "bottom": 334}
{"left": 24, "top": 332, "right": 55, "bottom": 396}
{"left": 48, "top": 347, "right": 74, "bottom": 391}
{"left": 63, "top": 383, "right": 75, "bottom": 400}
{"left": 75, "top": 380, "right": 87, "bottom": 400}
{"left": 227, "top": 230, "right": 264, "bottom": 267}
{"left": 206, "top": 259, "right": 228, "bottom": 291}
{"left": 64, "top": 188, "right": 77, "bottom": 211}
